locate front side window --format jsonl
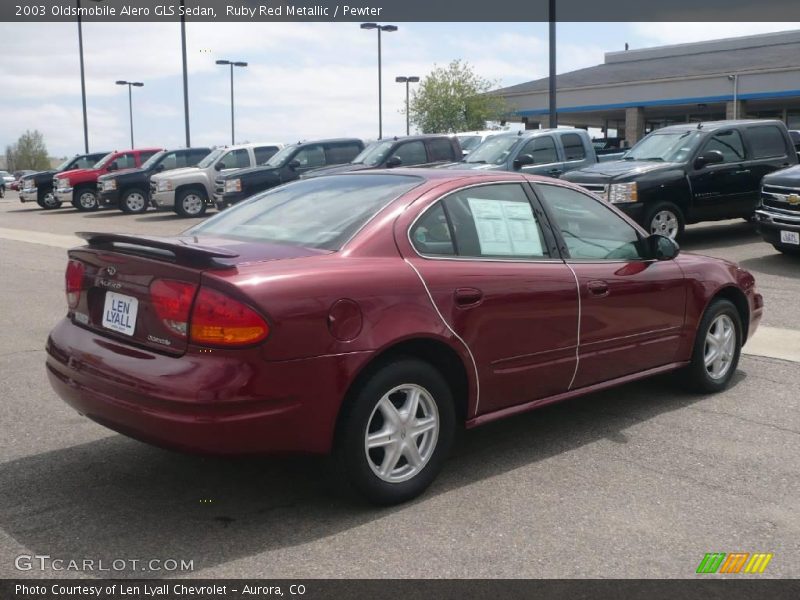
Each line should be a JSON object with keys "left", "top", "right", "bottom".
{"left": 114, "top": 153, "right": 136, "bottom": 169}
{"left": 519, "top": 136, "right": 558, "bottom": 164}
{"left": 219, "top": 148, "right": 250, "bottom": 169}
{"left": 392, "top": 141, "right": 428, "bottom": 166}
{"left": 293, "top": 145, "right": 326, "bottom": 169}
{"left": 561, "top": 133, "right": 586, "bottom": 161}
{"left": 745, "top": 126, "right": 787, "bottom": 159}
{"left": 536, "top": 183, "right": 646, "bottom": 261}
{"left": 159, "top": 152, "right": 179, "bottom": 171}
{"left": 412, "top": 184, "right": 548, "bottom": 259}
{"left": 188, "top": 174, "right": 423, "bottom": 251}
{"left": 702, "top": 130, "right": 746, "bottom": 163}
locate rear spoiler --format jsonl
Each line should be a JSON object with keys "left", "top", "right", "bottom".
{"left": 76, "top": 232, "right": 239, "bottom": 268}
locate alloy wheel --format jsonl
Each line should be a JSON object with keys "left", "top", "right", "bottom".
{"left": 125, "top": 192, "right": 147, "bottom": 212}
{"left": 43, "top": 192, "right": 59, "bottom": 208}
{"left": 79, "top": 191, "right": 97, "bottom": 209}
{"left": 704, "top": 314, "right": 736, "bottom": 380}
{"left": 650, "top": 210, "right": 679, "bottom": 239}
{"left": 364, "top": 384, "right": 440, "bottom": 483}
{"left": 182, "top": 194, "right": 204, "bottom": 216}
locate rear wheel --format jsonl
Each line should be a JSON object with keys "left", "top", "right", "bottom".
{"left": 119, "top": 188, "right": 149, "bottom": 214}
{"left": 174, "top": 188, "right": 207, "bottom": 218}
{"left": 72, "top": 187, "right": 98, "bottom": 211}
{"left": 38, "top": 189, "right": 61, "bottom": 210}
{"left": 683, "top": 298, "right": 742, "bottom": 393}
{"left": 335, "top": 358, "right": 455, "bottom": 505}
{"left": 645, "top": 202, "right": 684, "bottom": 240}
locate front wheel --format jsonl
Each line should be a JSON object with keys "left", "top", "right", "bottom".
{"left": 644, "top": 202, "right": 685, "bottom": 240}
{"left": 174, "top": 188, "right": 207, "bottom": 218}
{"left": 335, "top": 358, "right": 455, "bottom": 505}
{"left": 72, "top": 188, "right": 98, "bottom": 211}
{"left": 119, "top": 188, "right": 149, "bottom": 214}
{"left": 39, "top": 190, "right": 61, "bottom": 210}
{"left": 682, "top": 298, "right": 742, "bottom": 393}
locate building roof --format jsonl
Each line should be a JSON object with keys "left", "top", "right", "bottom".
{"left": 496, "top": 30, "right": 800, "bottom": 96}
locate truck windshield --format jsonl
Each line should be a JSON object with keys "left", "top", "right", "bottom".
{"left": 352, "top": 141, "right": 394, "bottom": 167}
{"left": 197, "top": 148, "right": 225, "bottom": 169}
{"left": 93, "top": 152, "right": 115, "bottom": 169}
{"left": 465, "top": 135, "right": 519, "bottom": 164}
{"left": 141, "top": 151, "right": 167, "bottom": 170}
{"left": 264, "top": 145, "right": 298, "bottom": 168}
{"left": 624, "top": 131, "right": 703, "bottom": 162}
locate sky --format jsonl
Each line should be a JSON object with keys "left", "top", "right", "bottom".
{"left": 1, "top": 21, "right": 799, "bottom": 157}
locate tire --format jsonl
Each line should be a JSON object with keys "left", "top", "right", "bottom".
{"left": 682, "top": 298, "right": 742, "bottom": 393}
{"left": 773, "top": 244, "right": 800, "bottom": 256}
{"left": 38, "top": 189, "right": 61, "bottom": 210}
{"left": 175, "top": 188, "right": 207, "bottom": 218}
{"left": 119, "top": 188, "right": 149, "bottom": 214}
{"left": 72, "top": 187, "right": 98, "bottom": 211}
{"left": 335, "top": 358, "right": 455, "bottom": 505}
{"left": 644, "top": 202, "right": 685, "bottom": 240}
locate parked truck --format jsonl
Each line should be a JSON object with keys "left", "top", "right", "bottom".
{"left": 755, "top": 165, "right": 800, "bottom": 255}
{"left": 19, "top": 152, "right": 108, "bottom": 209}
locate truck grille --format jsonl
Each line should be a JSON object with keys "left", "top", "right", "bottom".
{"left": 149, "top": 180, "right": 157, "bottom": 195}
{"left": 762, "top": 184, "right": 800, "bottom": 214}
{"left": 577, "top": 182, "right": 609, "bottom": 199}
{"left": 214, "top": 178, "right": 224, "bottom": 196}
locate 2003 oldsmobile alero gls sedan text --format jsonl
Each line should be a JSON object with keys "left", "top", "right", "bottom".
{"left": 46, "top": 171, "right": 763, "bottom": 504}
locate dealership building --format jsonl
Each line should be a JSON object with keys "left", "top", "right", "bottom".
{"left": 495, "top": 30, "right": 800, "bottom": 146}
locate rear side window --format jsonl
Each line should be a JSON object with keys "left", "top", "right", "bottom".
{"left": 410, "top": 203, "right": 455, "bottom": 256}
{"left": 325, "top": 143, "right": 363, "bottom": 165}
{"left": 393, "top": 141, "right": 428, "bottom": 166}
{"left": 561, "top": 133, "right": 586, "bottom": 161}
{"left": 745, "top": 126, "right": 787, "bottom": 159}
{"left": 427, "top": 138, "right": 456, "bottom": 162}
{"left": 188, "top": 174, "right": 423, "bottom": 251}
{"left": 519, "top": 136, "right": 558, "bottom": 164}
{"left": 254, "top": 146, "right": 280, "bottom": 164}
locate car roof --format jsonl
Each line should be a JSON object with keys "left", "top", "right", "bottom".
{"left": 654, "top": 119, "right": 785, "bottom": 133}
{"left": 286, "top": 138, "right": 364, "bottom": 146}
{"left": 325, "top": 168, "right": 587, "bottom": 189}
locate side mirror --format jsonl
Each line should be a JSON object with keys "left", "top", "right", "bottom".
{"left": 512, "top": 154, "right": 534, "bottom": 170}
{"left": 288, "top": 159, "right": 301, "bottom": 170}
{"left": 214, "top": 161, "right": 224, "bottom": 171}
{"left": 694, "top": 150, "right": 724, "bottom": 169}
{"left": 385, "top": 155, "right": 402, "bottom": 168}
{"left": 155, "top": 163, "right": 165, "bottom": 172}
{"left": 107, "top": 161, "right": 118, "bottom": 172}
{"left": 647, "top": 234, "right": 680, "bottom": 260}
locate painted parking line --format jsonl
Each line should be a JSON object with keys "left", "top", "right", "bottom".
{"left": 0, "top": 227, "right": 82, "bottom": 249}
{"left": 744, "top": 326, "right": 800, "bottom": 363}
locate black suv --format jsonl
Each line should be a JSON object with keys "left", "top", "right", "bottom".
{"left": 562, "top": 120, "right": 797, "bottom": 238}
{"left": 19, "top": 152, "right": 109, "bottom": 209}
{"left": 214, "top": 138, "right": 364, "bottom": 209}
{"left": 755, "top": 166, "right": 800, "bottom": 255}
{"left": 301, "top": 134, "right": 463, "bottom": 179}
{"left": 98, "top": 147, "right": 211, "bottom": 214}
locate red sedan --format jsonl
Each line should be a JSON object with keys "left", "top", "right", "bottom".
{"left": 46, "top": 170, "right": 763, "bottom": 504}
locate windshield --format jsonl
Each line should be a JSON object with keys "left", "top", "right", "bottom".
{"left": 624, "top": 131, "right": 703, "bottom": 162}
{"left": 141, "top": 150, "right": 167, "bottom": 170}
{"left": 264, "top": 145, "right": 297, "bottom": 167}
{"left": 353, "top": 141, "right": 394, "bottom": 167}
{"left": 187, "top": 174, "right": 423, "bottom": 251}
{"left": 56, "top": 157, "right": 75, "bottom": 171}
{"left": 458, "top": 136, "right": 482, "bottom": 151}
{"left": 465, "top": 135, "right": 519, "bottom": 164}
{"left": 197, "top": 148, "right": 225, "bottom": 169}
{"left": 93, "top": 152, "right": 115, "bottom": 169}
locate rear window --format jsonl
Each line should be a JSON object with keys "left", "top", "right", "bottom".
{"left": 745, "top": 125, "right": 787, "bottom": 159}
{"left": 187, "top": 174, "right": 423, "bottom": 251}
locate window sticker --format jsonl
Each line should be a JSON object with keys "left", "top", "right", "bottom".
{"left": 467, "top": 198, "right": 543, "bottom": 256}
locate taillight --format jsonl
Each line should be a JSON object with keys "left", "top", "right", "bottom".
{"left": 150, "top": 279, "right": 197, "bottom": 338}
{"left": 189, "top": 287, "right": 269, "bottom": 346}
{"left": 65, "top": 260, "right": 85, "bottom": 308}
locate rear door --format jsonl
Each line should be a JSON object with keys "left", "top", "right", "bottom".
{"left": 400, "top": 182, "right": 579, "bottom": 416}
{"left": 535, "top": 182, "right": 686, "bottom": 388}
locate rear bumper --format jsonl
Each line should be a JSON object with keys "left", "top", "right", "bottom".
{"left": 46, "top": 318, "right": 371, "bottom": 455}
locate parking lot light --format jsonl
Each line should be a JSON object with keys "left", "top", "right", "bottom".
{"left": 361, "top": 23, "right": 398, "bottom": 139}
{"left": 115, "top": 80, "right": 144, "bottom": 148}
{"left": 216, "top": 60, "right": 249, "bottom": 144}
{"left": 395, "top": 76, "right": 419, "bottom": 136}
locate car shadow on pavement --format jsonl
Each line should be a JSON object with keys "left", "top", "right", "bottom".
{"left": 739, "top": 253, "right": 800, "bottom": 278}
{"left": 0, "top": 370, "right": 742, "bottom": 577}
{"left": 679, "top": 221, "right": 760, "bottom": 252}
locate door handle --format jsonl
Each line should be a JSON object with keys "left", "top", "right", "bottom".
{"left": 734, "top": 169, "right": 751, "bottom": 175}
{"left": 454, "top": 287, "right": 483, "bottom": 307}
{"left": 547, "top": 168, "right": 563, "bottom": 176}
{"left": 586, "top": 280, "right": 609, "bottom": 297}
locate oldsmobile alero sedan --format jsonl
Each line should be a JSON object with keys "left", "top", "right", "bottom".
{"left": 46, "top": 170, "right": 763, "bottom": 504}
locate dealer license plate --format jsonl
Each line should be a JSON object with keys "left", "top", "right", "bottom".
{"left": 780, "top": 230, "right": 800, "bottom": 245}
{"left": 102, "top": 291, "right": 138, "bottom": 336}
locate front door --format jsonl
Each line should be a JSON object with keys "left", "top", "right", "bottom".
{"left": 514, "top": 134, "right": 565, "bottom": 178}
{"left": 401, "top": 182, "right": 579, "bottom": 416}
{"left": 534, "top": 182, "right": 686, "bottom": 389}
{"left": 690, "top": 129, "right": 752, "bottom": 221}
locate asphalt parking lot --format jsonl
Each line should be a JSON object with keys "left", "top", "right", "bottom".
{"left": 0, "top": 192, "right": 797, "bottom": 579}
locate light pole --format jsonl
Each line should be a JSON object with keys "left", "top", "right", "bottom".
{"left": 77, "top": 0, "right": 89, "bottom": 152}
{"left": 548, "top": 0, "right": 557, "bottom": 128}
{"left": 728, "top": 74, "right": 739, "bottom": 119}
{"left": 180, "top": 0, "right": 191, "bottom": 147}
{"left": 216, "top": 59, "right": 248, "bottom": 145}
{"left": 395, "top": 76, "right": 419, "bottom": 136}
{"left": 115, "top": 80, "right": 143, "bottom": 148}
{"left": 360, "top": 23, "right": 397, "bottom": 139}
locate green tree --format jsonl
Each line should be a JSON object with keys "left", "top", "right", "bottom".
{"left": 409, "top": 60, "right": 507, "bottom": 134}
{"left": 5, "top": 130, "right": 50, "bottom": 171}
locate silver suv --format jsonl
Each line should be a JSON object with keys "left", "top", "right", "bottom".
{"left": 150, "top": 142, "right": 284, "bottom": 217}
